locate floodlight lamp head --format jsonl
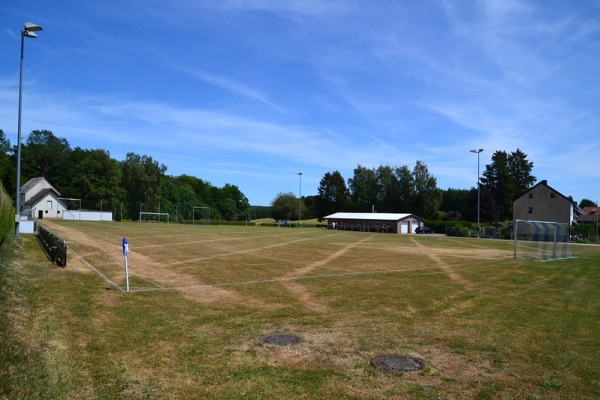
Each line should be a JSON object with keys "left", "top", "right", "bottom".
{"left": 24, "top": 22, "right": 43, "bottom": 32}
{"left": 23, "top": 30, "right": 38, "bottom": 38}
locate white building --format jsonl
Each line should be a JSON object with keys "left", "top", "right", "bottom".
{"left": 324, "top": 212, "right": 425, "bottom": 234}
{"left": 18, "top": 177, "right": 112, "bottom": 224}
{"left": 19, "top": 177, "right": 68, "bottom": 220}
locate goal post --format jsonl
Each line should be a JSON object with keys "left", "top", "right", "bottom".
{"left": 192, "top": 206, "right": 210, "bottom": 225}
{"left": 139, "top": 212, "right": 170, "bottom": 224}
{"left": 513, "top": 220, "right": 575, "bottom": 261}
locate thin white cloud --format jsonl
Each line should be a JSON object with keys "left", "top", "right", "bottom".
{"left": 175, "top": 67, "right": 285, "bottom": 113}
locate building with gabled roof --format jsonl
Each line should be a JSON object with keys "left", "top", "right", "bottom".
{"left": 513, "top": 180, "right": 579, "bottom": 225}
{"left": 324, "top": 212, "right": 425, "bottom": 234}
{"left": 19, "top": 177, "right": 68, "bottom": 220}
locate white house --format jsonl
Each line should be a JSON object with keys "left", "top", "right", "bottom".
{"left": 19, "top": 177, "right": 113, "bottom": 222}
{"left": 19, "top": 177, "right": 68, "bottom": 220}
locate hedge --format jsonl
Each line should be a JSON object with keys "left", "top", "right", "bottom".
{"left": 0, "top": 182, "right": 13, "bottom": 243}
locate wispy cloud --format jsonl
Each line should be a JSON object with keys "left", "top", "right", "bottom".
{"left": 175, "top": 67, "right": 285, "bottom": 113}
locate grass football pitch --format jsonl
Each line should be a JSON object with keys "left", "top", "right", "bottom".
{"left": 2, "top": 220, "right": 600, "bottom": 399}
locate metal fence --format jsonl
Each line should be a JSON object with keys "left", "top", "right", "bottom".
{"left": 37, "top": 224, "right": 68, "bottom": 267}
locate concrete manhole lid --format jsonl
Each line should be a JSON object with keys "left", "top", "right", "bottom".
{"left": 257, "top": 333, "right": 303, "bottom": 346}
{"left": 371, "top": 355, "right": 425, "bottom": 373}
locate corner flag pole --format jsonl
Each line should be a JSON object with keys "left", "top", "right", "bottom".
{"left": 123, "top": 237, "right": 130, "bottom": 292}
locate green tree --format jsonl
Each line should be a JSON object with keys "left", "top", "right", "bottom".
{"left": 121, "top": 153, "right": 167, "bottom": 220}
{"left": 348, "top": 165, "right": 379, "bottom": 212}
{"left": 376, "top": 165, "right": 400, "bottom": 213}
{"left": 411, "top": 160, "right": 442, "bottom": 218}
{"left": 393, "top": 165, "right": 414, "bottom": 212}
{"left": 509, "top": 149, "right": 536, "bottom": 197}
{"left": 440, "top": 188, "right": 469, "bottom": 216}
{"left": 315, "top": 171, "right": 349, "bottom": 220}
{"left": 21, "top": 130, "right": 72, "bottom": 187}
{"left": 271, "top": 192, "right": 300, "bottom": 221}
{"left": 481, "top": 149, "right": 535, "bottom": 221}
{"left": 579, "top": 199, "right": 597, "bottom": 208}
{"left": 0, "top": 130, "right": 14, "bottom": 196}
{"left": 220, "top": 183, "right": 249, "bottom": 221}
{"left": 70, "top": 148, "right": 123, "bottom": 210}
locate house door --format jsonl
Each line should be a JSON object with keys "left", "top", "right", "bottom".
{"left": 38, "top": 210, "right": 44, "bottom": 219}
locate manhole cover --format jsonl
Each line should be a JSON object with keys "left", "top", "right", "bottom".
{"left": 371, "top": 355, "right": 425, "bottom": 373}
{"left": 257, "top": 333, "right": 303, "bottom": 346}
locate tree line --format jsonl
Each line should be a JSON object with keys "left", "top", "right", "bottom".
{"left": 271, "top": 161, "right": 445, "bottom": 222}
{"left": 273, "top": 149, "right": 593, "bottom": 224}
{"left": 0, "top": 129, "right": 250, "bottom": 222}
{"left": 2, "top": 128, "right": 593, "bottom": 224}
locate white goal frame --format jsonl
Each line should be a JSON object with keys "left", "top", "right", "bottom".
{"left": 192, "top": 206, "right": 210, "bottom": 225}
{"left": 513, "top": 219, "right": 575, "bottom": 261}
{"left": 139, "top": 212, "right": 170, "bottom": 224}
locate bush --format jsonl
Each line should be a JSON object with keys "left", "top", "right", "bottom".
{"left": 426, "top": 220, "right": 474, "bottom": 235}
{"left": 0, "top": 182, "right": 13, "bottom": 244}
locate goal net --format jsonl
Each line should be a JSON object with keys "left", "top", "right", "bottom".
{"left": 513, "top": 220, "right": 575, "bottom": 261}
{"left": 140, "top": 212, "right": 170, "bottom": 223}
{"left": 192, "top": 206, "right": 210, "bottom": 225}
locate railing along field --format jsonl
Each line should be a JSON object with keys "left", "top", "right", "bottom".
{"left": 37, "top": 224, "right": 68, "bottom": 267}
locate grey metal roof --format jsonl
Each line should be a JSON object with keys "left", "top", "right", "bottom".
{"left": 20, "top": 177, "right": 61, "bottom": 196}
{"left": 324, "top": 212, "right": 424, "bottom": 221}
{"left": 23, "top": 188, "right": 61, "bottom": 206}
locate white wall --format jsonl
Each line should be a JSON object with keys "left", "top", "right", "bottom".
{"left": 16, "top": 220, "right": 36, "bottom": 234}
{"left": 62, "top": 211, "right": 113, "bottom": 221}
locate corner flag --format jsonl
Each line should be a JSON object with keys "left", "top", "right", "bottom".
{"left": 122, "top": 237, "right": 130, "bottom": 292}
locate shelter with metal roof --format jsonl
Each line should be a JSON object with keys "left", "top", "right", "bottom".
{"left": 324, "top": 212, "right": 425, "bottom": 234}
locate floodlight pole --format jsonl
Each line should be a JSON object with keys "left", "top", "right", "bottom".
{"left": 297, "top": 172, "right": 303, "bottom": 227}
{"left": 15, "top": 22, "right": 43, "bottom": 237}
{"left": 470, "top": 149, "right": 484, "bottom": 238}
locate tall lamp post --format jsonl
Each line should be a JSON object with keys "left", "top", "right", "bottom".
{"left": 470, "top": 148, "right": 484, "bottom": 238}
{"left": 297, "top": 172, "right": 303, "bottom": 227}
{"left": 15, "top": 22, "right": 43, "bottom": 237}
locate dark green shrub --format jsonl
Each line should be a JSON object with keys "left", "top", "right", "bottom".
{"left": 0, "top": 182, "right": 13, "bottom": 243}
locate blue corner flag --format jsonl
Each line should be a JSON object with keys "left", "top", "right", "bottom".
{"left": 123, "top": 237, "right": 129, "bottom": 257}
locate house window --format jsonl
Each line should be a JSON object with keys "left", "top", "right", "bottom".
{"left": 528, "top": 193, "right": 533, "bottom": 199}
{"left": 550, "top": 193, "right": 555, "bottom": 199}
{"left": 528, "top": 207, "right": 533, "bottom": 215}
{"left": 46, "top": 200, "right": 53, "bottom": 210}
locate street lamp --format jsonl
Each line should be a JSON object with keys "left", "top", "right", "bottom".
{"left": 470, "top": 149, "right": 484, "bottom": 238}
{"left": 297, "top": 172, "right": 303, "bottom": 227}
{"left": 15, "top": 22, "right": 43, "bottom": 237}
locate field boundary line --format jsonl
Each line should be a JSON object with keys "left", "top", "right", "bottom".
{"left": 167, "top": 232, "right": 347, "bottom": 267}
{"left": 68, "top": 246, "right": 125, "bottom": 292}
{"left": 127, "top": 264, "right": 453, "bottom": 293}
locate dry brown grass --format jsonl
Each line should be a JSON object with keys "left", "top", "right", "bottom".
{"left": 2, "top": 219, "right": 599, "bottom": 399}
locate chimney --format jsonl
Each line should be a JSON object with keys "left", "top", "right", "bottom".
{"left": 541, "top": 180, "right": 548, "bottom": 185}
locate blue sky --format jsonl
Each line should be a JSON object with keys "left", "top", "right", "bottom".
{"left": 1, "top": 0, "right": 599, "bottom": 207}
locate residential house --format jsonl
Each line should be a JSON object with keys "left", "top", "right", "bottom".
{"left": 513, "top": 180, "right": 578, "bottom": 225}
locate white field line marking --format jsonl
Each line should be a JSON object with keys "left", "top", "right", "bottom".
{"left": 410, "top": 236, "right": 470, "bottom": 285}
{"left": 166, "top": 233, "right": 346, "bottom": 267}
{"left": 68, "top": 246, "right": 124, "bottom": 292}
{"left": 131, "top": 229, "right": 330, "bottom": 250}
{"left": 283, "top": 235, "right": 374, "bottom": 278}
{"left": 127, "top": 264, "right": 456, "bottom": 293}
{"left": 135, "top": 275, "right": 166, "bottom": 288}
